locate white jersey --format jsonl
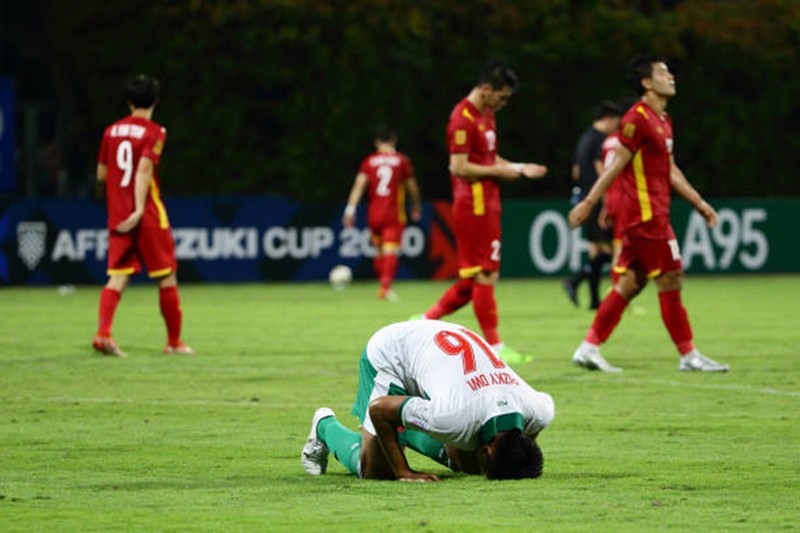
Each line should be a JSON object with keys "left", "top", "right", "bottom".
{"left": 363, "top": 320, "right": 555, "bottom": 451}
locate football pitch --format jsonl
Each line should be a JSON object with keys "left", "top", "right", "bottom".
{"left": 1, "top": 275, "right": 797, "bottom": 531}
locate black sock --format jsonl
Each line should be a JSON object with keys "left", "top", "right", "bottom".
{"left": 588, "top": 253, "right": 612, "bottom": 307}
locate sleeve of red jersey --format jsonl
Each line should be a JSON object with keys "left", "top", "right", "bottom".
{"left": 358, "top": 156, "right": 371, "bottom": 175}
{"left": 618, "top": 107, "right": 646, "bottom": 154}
{"left": 447, "top": 115, "right": 472, "bottom": 155}
{"left": 141, "top": 127, "right": 167, "bottom": 165}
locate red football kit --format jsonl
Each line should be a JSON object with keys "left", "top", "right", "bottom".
{"left": 358, "top": 150, "right": 415, "bottom": 248}
{"left": 585, "top": 100, "right": 698, "bottom": 357}
{"left": 447, "top": 97, "right": 502, "bottom": 278}
{"left": 614, "top": 101, "right": 681, "bottom": 277}
{"left": 97, "top": 115, "right": 177, "bottom": 278}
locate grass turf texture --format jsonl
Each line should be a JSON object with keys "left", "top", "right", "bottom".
{"left": 1, "top": 276, "right": 797, "bottom": 532}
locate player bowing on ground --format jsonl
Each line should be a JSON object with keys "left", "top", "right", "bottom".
{"left": 342, "top": 125, "right": 422, "bottom": 301}
{"left": 92, "top": 74, "right": 192, "bottom": 357}
{"left": 301, "top": 320, "right": 555, "bottom": 481}
{"left": 568, "top": 55, "right": 728, "bottom": 373}
{"left": 416, "top": 60, "right": 547, "bottom": 364}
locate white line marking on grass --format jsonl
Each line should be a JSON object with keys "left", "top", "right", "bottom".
{"left": 3, "top": 396, "right": 271, "bottom": 407}
{"left": 564, "top": 376, "right": 800, "bottom": 397}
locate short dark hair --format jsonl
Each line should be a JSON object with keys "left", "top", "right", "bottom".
{"left": 478, "top": 60, "right": 519, "bottom": 91}
{"left": 626, "top": 54, "right": 667, "bottom": 95}
{"left": 125, "top": 74, "right": 160, "bottom": 109}
{"left": 485, "top": 429, "right": 544, "bottom": 480}
{"left": 374, "top": 124, "right": 397, "bottom": 143}
{"left": 592, "top": 100, "right": 624, "bottom": 121}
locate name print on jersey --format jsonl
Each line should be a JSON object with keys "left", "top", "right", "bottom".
{"left": 466, "top": 371, "right": 521, "bottom": 393}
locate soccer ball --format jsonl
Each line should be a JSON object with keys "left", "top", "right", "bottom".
{"left": 329, "top": 264, "right": 352, "bottom": 290}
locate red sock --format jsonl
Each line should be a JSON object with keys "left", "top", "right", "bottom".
{"left": 373, "top": 255, "right": 384, "bottom": 278}
{"left": 586, "top": 290, "right": 628, "bottom": 344}
{"left": 472, "top": 283, "right": 500, "bottom": 345}
{"left": 97, "top": 287, "right": 122, "bottom": 337}
{"left": 425, "top": 278, "right": 474, "bottom": 319}
{"left": 380, "top": 254, "right": 398, "bottom": 290}
{"left": 159, "top": 286, "right": 183, "bottom": 346}
{"left": 659, "top": 290, "right": 695, "bottom": 355}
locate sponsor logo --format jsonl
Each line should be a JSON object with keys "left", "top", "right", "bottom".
{"left": 17, "top": 222, "right": 47, "bottom": 270}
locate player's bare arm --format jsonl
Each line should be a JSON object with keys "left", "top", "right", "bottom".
{"left": 406, "top": 176, "right": 423, "bottom": 223}
{"left": 669, "top": 157, "right": 718, "bottom": 227}
{"left": 569, "top": 143, "right": 632, "bottom": 228}
{"left": 95, "top": 163, "right": 108, "bottom": 199}
{"left": 450, "top": 153, "right": 544, "bottom": 182}
{"left": 368, "top": 396, "right": 440, "bottom": 482}
{"left": 97, "top": 163, "right": 108, "bottom": 182}
{"left": 496, "top": 155, "right": 548, "bottom": 180}
{"left": 115, "top": 156, "right": 153, "bottom": 234}
{"left": 342, "top": 172, "right": 368, "bottom": 228}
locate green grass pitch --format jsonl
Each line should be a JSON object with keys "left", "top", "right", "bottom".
{"left": 1, "top": 275, "right": 798, "bottom": 531}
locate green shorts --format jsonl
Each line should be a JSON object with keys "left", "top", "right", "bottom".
{"left": 351, "top": 346, "right": 408, "bottom": 423}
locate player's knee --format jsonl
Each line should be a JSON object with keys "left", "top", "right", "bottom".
{"left": 157, "top": 272, "right": 178, "bottom": 288}
{"left": 616, "top": 271, "right": 643, "bottom": 299}
{"left": 658, "top": 270, "right": 684, "bottom": 291}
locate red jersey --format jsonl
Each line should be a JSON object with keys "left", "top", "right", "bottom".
{"left": 358, "top": 150, "right": 415, "bottom": 227}
{"left": 602, "top": 132, "right": 623, "bottom": 222}
{"left": 98, "top": 115, "right": 170, "bottom": 230}
{"left": 447, "top": 98, "right": 501, "bottom": 218}
{"left": 616, "top": 101, "right": 674, "bottom": 237}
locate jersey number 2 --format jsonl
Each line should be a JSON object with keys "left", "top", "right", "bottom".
{"left": 434, "top": 328, "right": 506, "bottom": 375}
{"left": 376, "top": 165, "right": 393, "bottom": 197}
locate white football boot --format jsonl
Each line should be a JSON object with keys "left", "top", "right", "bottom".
{"left": 300, "top": 407, "right": 335, "bottom": 475}
{"left": 572, "top": 342, "right": 623, "bottom": 373}
{"left": 679, "top": 350, "right": 730, "bottom": 372}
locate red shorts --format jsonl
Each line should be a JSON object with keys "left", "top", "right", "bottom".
{"left": 107, "top": 225, "right": 177, "bottom": 278}
{"left": 453, "top": 206, "right": 500, "bottom": 278}
{"left": 369, "top": 222, "right": 404, "bottom": 252}
{"left": 616, "top": 223, "right": 681, "bottom": 278}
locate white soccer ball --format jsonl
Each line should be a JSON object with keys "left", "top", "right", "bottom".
{"left": 329, "top": 264, "right": 353, "bottom": 290}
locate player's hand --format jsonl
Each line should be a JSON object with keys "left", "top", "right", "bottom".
{"left": 342, "top": 214, "right": 355, "bottom": 228}
{"left": 115, "top": 210, "right": 144, "bottom": 233}
{"left": 568, "top": 200, "right": 593, "bottom": 228}
{"left": 520, "top": 163, "right": 547, "bottom": 179}
{"left": 697, "top": 200, "right": 718, "bottom": 227}
{"left": 598, "top": 205, "right": 612, "bottom": 230}
{"left": 397, "top": 469, "right": 441, "bottom": 483}
{"left": 410, "top": 207, "right": 422, "bottom": 223}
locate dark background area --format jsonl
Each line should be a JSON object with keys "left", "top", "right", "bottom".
{"left": 2, "top": 0, "right": 799, "bottom": 202}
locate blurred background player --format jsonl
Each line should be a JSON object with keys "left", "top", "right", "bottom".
{"left": 93, "top": 74, "right": 192, "bottom": 357}
{"left": 415, "top": 60, "right": 547, "bottom": 364}
{"left": 300, "top": 320, "right": 554, "bottom": 481}
{"left": 342, "top": 125, "right": 422, "bottom": 301}
{"left": 568, "top": 55, "right": 729, "bottom": 373}
{"left": 563, "top": 100, "right": 623, "bottom": 310}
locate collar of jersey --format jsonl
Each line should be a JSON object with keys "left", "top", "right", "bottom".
{"left": 479, "top": 412, "right": 524, "bottom": 444}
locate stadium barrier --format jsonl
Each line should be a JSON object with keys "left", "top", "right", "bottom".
{"left": 1, "top": 196, "right": 796, "bottom": 285}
